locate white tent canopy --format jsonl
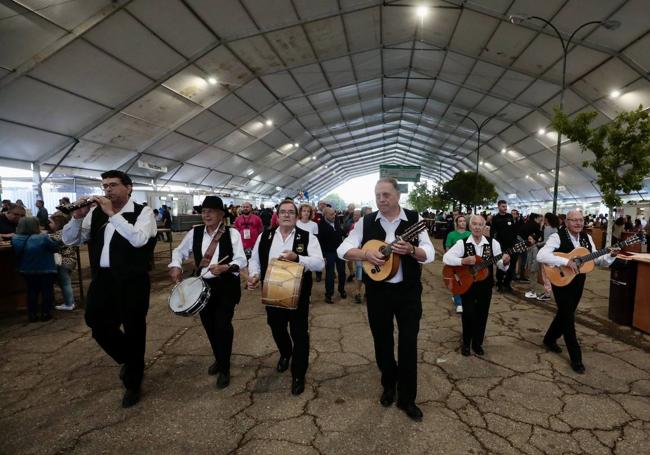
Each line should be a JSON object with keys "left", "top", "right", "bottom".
{"left": 1, "top": 0, "right": 649, "bottom": 202}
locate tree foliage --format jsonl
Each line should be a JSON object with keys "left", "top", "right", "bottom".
{"left": 442, "top": 171, "right": 498, "bottom": 212}
{"left": 551, "top": 105, "right": 650, "bottom": 208}
{"left": 407, "top": 182, "right": 451, "bottom": 212}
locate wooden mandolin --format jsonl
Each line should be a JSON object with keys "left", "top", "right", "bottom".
{"left": 543, "top": 234, "right": 642, "bottom": 287}
{"left": 361, "top": 220, "right": 429, "bottom": 282}
{"left": 442, "top": 241, "right": 528, "bottom": 295}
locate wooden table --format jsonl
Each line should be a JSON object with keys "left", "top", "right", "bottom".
{"left": 633, "top": 260, "right": 650, "bottom": 333}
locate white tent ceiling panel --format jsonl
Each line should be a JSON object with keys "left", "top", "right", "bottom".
{"left": 545, "top": 46, "right": 609, "bottom": 84}
{"left": 0, "top": 6, "right": 65, "bottom": 70}
{"left": 587, "top": 0, "right": 647, "bottom": 49}
{"left": 517, "top": 79, "right": 560, "bottom": 106}
{"left": 351, "top": 50, "right": 382, "bottom": 81}
{"left": 213, "top": 130, "right": 258, "bottom": 154}
{"left": 227, "top": 36, "right": 284, "bottom": 75}
{"left": 127, "top": 0, "right": 215, "bottom": 58}
{"left": 266, "top": 26, "right": 316, "bottom": 67}
{"left": 322, "top": 56, "right": 356, "bottom": 87}
{"left": 236, "top": 79, "right": 278, "bottom": 111}
{"left": 430, "top": 80, "right": 458, "bottom": 103}
{"left": 540, "top": 90, "right": 589, "bottom": 118}
{"left": 123, "top": 87, "right": 199, "bottom": 129}
{"left": 238, "top": 142, "right": 274, "bottom": 162}
{"left": 607, "top": 79, "right": 650, "bottom": 113}
{"left": 184, "top": 0, "right": 257, "bottom": 39}
{"left": 343, "top": 8, "right": 380, "bottom": 52}
{"left": 440, "top": 54, "right": 478, "bottom": 85}
{"left": 186, "top": 146, "right": 232, "bottom": 168}
{"left": 382, "top": 8, "right": 416, "bottom": 44}
{"left": 333, "top": 85, "right": 361, "bottom": 104}
{"left": 84, "top": 10, "right": 185, "bottom": 79}
{"left": 513, "top": 34, "right": 565, "bottom": 76}
{"left": 449, "top": 10, "right": 500, "bottom": 56}
{"left": 411, "top": 50, "right": 445, "bottom": 76}
{"left": 279, "top": 119, "right": 305, "bottom": 139}
{"left": 244, "top": 0, "right": 298, "bottom": 30}
{"left": 308, "top": 90, "right": 336, "bottom": 110}
{"left": 492, "top": 70, "right": 535, "bottom": 98}
{"left": 299, "top": 113, "right": 324, "bottom": 129}
{"left": 143, "top": 133, "right": 204, "bottom": 161}
{"left": 473, "top": 97, "right": 509, "bottom": 115}
{"left": 419, "top": 8, "right": 459, "bottom": 47}
{"left": 318, "top": 108, "right": 344, "bottom": 125}
{"left": 499, "top": 125, "right": 528, "bottom": 144}
{"left": 305, "top": 16, "right": 347, "bottom": 60}
{"left": 194, "top": 46, "right": 253, "bottom": 88}
{"left": 261, "top": 72, "right": 303, "bottom": 98}
{"left": 453, "top": 89, "right": 485, "bottom": 110}
{"left": 578, "top": 58, "right": 640, "bottom": 99}
{"left": 162, "top": 65, "right": 230, "bottom": 107}
{"left": 59, "top": 140, "right": 135, "bottom": 171}
{"left": 293, "top": 0, "right": 338, "bottom": 20}
{"left": 0, "top": 78, "right": 110, "bottom": 136}
{"left": 291, "top": 63, "right": 329, "bottom": 93}
{"left": 0, "top": 121, "right": 69, "bottom": 162}
{"left": 465, "top": 61, "right": 505, "bottom": 92}
{"left": 166, "top": 163, "right": 210, "bottom": 183}
{"left": 623, "top": 34, "right": 650, "bottom": 73}
{"left": 176, "top": 111, "right": 233, "bottom": 143}
{"left": 215, "top": 154, "right": 252, "bottom": 176}
{"left": 23, "top": 0, "right": 118, "bottom": 29}
{"left": 382, "top": 50, "right": 411, "bottom": 74}
{"left": 84, "top": 113, "right": 168, "bottom": 150}
{"left": 483, "top": 22, "right": 537, "bottom": 68}
{"left": 209, "top": 94, "right": 256, "bottom": 125}
{"left": 29, "top": 40, "right": 153, "bottom": 108}
{"left": 551, "top": 0, "right": 617, "bottom": 32}
{"left": 262, "top": 129, "right": 292, "bottom": 150}
{"left": 201, "top": 171, "right": 231, "bottom": 188}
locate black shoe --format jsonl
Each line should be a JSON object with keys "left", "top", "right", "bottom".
{"left": 277, "top": 356, "right": 290, "bottom": 373}
{"left": 40, "top": 313, "right": 52, "bottom": 322}
{"left": 347, "top": 274, "right": 354, "bottom": 282}
{"left": 472, "top": 346, "right": 485, "bottom": 356}
{"left": 543, "top": 340, "right": 563, "bottom": 353}
{"left": 396, "top": 402, "right": 423, "bottom": 422}
{"left": 461, "top": 345, "right": 471, "bottom": 356}
{"left": 380, "top": 387, "right": 395, "bottom": 407}
{"left": 291, "top": 377, "right": 305, "bottom": 395}
{"left": 119, "top": 365, "right": 127, "bottom": 381}
{"left": 496, "top": 285, "right": 503, "bottom": 293}
{"left": 208, "top": 361, "right": 219, "bottom": 375}
{"left": 325, "top": 296, "right": 333, "bottom": 304}
{"left": 315, "top": 275, "right": 322, "bottom": 282}
{"left": 216, "top": 371, "right": 230, "bottom": 389}
{"left": 354, "top": 294, "right": 362, "bottom": 304}
{"left": 122, "top": 389, "right": 140, "bottom": 408}
{"left": 339, "top": 290, "right": 347, "bottom": 299}
{"left": 503, "top": 285, "right": 513, "bottom": 293}
{"left": 571, "top": 362, "right": 586, "bottom": 374}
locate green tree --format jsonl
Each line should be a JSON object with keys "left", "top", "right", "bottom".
{"left": 407, "top": 182, "right": 433, "bottom": 212}
{"left": 442, "top": 171, "right": 498, "bottom": 212}
{"left": 551, "top": 105, "right": 650, "bottom": 245}
{"left": 323, "top": 193, "right": 346, "bottom": 211}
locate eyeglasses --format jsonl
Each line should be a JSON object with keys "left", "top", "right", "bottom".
{"left": 278, "top": 210, "right": 296, "bottom": 216}
{"left": 102, "top": 182, "right": 122, "bottom": 189}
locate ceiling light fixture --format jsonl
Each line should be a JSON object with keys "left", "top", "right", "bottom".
{"left": 294, "top": 143, "right": 299, "bottom": 148}
{"left": 207, "top": 77, "right": 218, "bottom": 85}
{"left": 265, "top": 119, "right": 273, "bottom": 126}
{"left": 501, "top": 148, "right": 507, "bottom": 154}
{"left": 609, "top": 89, "right": 621, "bottom": 99}
{"left": 246, "top": 169, "right": 254, "bottom": 176}
{"left": 416, "top": 6, "right": 428, "bottom": 18}
{"left": 538, "top": 128, "right": 546, "bottom": 135}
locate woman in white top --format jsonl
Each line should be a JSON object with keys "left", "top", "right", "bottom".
{"left": 296, "top": 203, "right": 319, "bottom": 236}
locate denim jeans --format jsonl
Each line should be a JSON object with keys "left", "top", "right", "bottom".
{"left": 23, "top": 273, "right": 56, "bottom": 317}
{"left": 57, "top": 266, "right": 75, "bottom": 307}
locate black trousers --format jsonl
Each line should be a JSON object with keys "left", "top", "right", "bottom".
{"left": 365, "top": 281, "right": 422, "bottom": 404}
{"left": 461, "top": 279, "right": 493, "bottom": 349}
{"left": 200, "top": 279, "right": 240, "bottom": 373}
{"left": 266, "top": 295, "right": 310, "bottom": 379}
{"left": 545, "top": 275, "right": 586, "bottom": 364}
{"left": 85, "top": 269, "right": 150, "bottom": 391}
{"left": 496, "top": 252, "right": 519, "bottom": 287}
{"left": 324, "top": 251, "right": 346, "bottom": 296}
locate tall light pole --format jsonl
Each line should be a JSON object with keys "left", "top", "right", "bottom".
{"left": 508, "top": 14, "right": 620, "bottom": 214}
{"left": 454, "top": 112, "right": 505, "bottom": 213}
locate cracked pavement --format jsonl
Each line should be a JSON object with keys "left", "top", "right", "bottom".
{"left": 1, "top": 240, "right": 650, "bottom": 454}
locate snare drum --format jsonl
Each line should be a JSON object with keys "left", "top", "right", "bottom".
{"left": 169, "top": 277, "right": 211, "bottom": 316}
{"left": 262, "top": 258, "right": 304, "bottom": 310}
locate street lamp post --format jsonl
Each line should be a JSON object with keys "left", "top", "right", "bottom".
{"left": 454, "top": 112, "right": 505, "bottom": 213}
{"left": 508, "top": 15, "right": 620, "bottom": 214}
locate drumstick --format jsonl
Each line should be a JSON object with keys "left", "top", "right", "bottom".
{"left": 200, "top": 255, "right": 230, "bottom": 278}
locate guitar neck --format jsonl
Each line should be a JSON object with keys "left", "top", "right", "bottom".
{"left": 577, "top": 237, "right": 635, "bottom": 264}
{"left": 473, "top": 244, "right": 521, "bottom": 271}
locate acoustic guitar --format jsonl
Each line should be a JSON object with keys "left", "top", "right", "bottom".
{"left": 543, "top": 234, "right": 642, "bottom": 287}
{"left": 442, "top": 241, "right": 528, "bottom": 295}
{"left": 361, "top": 220, "right": 429, "bottom": 282}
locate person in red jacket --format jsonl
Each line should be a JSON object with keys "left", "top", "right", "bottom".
{"left": 233, "top": 201, "right": 264, "bottom": 258}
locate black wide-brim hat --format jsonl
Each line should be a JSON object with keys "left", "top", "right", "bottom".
{"left": 201, "top": 196, "right": 225, "bottom": 213}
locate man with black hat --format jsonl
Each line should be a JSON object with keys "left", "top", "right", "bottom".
{"left": 247, "top": 199, "right": 324, "bottom": 396}
{"left": 168, "top": 196, "right": 247, "bottom": 389}
{"left": 62, "top": 170, "right": 157, "bottom": 408}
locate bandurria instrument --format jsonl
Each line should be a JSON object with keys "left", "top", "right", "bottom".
{"left": 442, "top": 241, "right": 528, "bottom": 295}
{"left": 543, "top": 234, "right": 642, "bottom": 287}
{"left": 361, "top": 220, "right": 429, "bottom": 282}
{"left": 262, "top": 258, "right": 304, "bottom": 310}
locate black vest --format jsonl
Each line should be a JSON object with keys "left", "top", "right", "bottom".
{"left": 192, "top": 225, "right": 240, "bottom": 300}
{"left": 88, "top": 202, "right": 156, "bottom": 277}
{"left": 463, "top": 237, "right": 495, "bottom": 285}
{"left": 361, "top": 209, "right": 421, "bottom": 285}
{"left": 258, "top": 227, "right": 313, "bottom": 304}
{"left": 556, "top": 227, "right": 592, "bottom": 254}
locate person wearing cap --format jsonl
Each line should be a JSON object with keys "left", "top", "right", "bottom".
{"left": 62, "top": 170, "right": 157, "bottom": 408}
{"left": 247, "top": 199, "right": 324, "bottom": 396}
{"left": 168, "top": 196, "right": 247, "bottom": 389}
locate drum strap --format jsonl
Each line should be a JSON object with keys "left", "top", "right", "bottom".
{"left": 198, "top": 223, "right": 226, "bottom": 269}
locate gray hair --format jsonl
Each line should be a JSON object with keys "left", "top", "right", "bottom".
{"left": 16, "top": 216, "right": 41, "bottom": 235}
{"left": 468, "top": 214, "right": 486, "bottom": 226}
{"left": 376, "top": 177, "right": 400, "bottom": 193}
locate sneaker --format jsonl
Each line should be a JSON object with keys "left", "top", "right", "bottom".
{"left": 456, "top": 305, "right": 463, "bottom": 313}
{"left": 55, "top": 304, "right": 75, "bottom": 311}
{"left": 536, "top": 293, "right": 551, "bottom": 301}
{"left": 524, "top": 291, "right": 537, "bottom": 299}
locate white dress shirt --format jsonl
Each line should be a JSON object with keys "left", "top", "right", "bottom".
{"left": 296, "top": 220, "right": 319, "bottom": 236}
{"left": 248, "top": 228, "right": 324, "bottom": 277}
{"left": 168, "top": 226, "right": 248, "bottom": 279}
{"left": 337, "top": 208, "right": 435, "bottom": 284}
{"left": 443, "top": 235, "right": 509, "bottom": 271}
{"left": 536, "top": 232, "right": 615, "bottom": 268}
{"left": 62, "top": 199, "right": 157, "bottom": 267}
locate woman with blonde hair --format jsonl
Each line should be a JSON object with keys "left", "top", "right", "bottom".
{"left": 296, "top": 203, "right": 319, "bottom": 236}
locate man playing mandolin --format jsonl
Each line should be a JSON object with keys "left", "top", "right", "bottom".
{"left": 536, "top": 210, "right": 619, "bottom": 374}
{"left": 337, "top": 177, "right": 434, "bottom": 422}
{"left": 443, "top": 215, "right": 510, "bottom": 358}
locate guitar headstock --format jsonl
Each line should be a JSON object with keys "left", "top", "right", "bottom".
{"left": 622, "top": 234, "right": 643, "bottom": 247}
{"left": 400, "top": 220, "right": 428, "bottom": 242}
{"left": 512, "top": 241, "right": 528, "bottom": 254}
